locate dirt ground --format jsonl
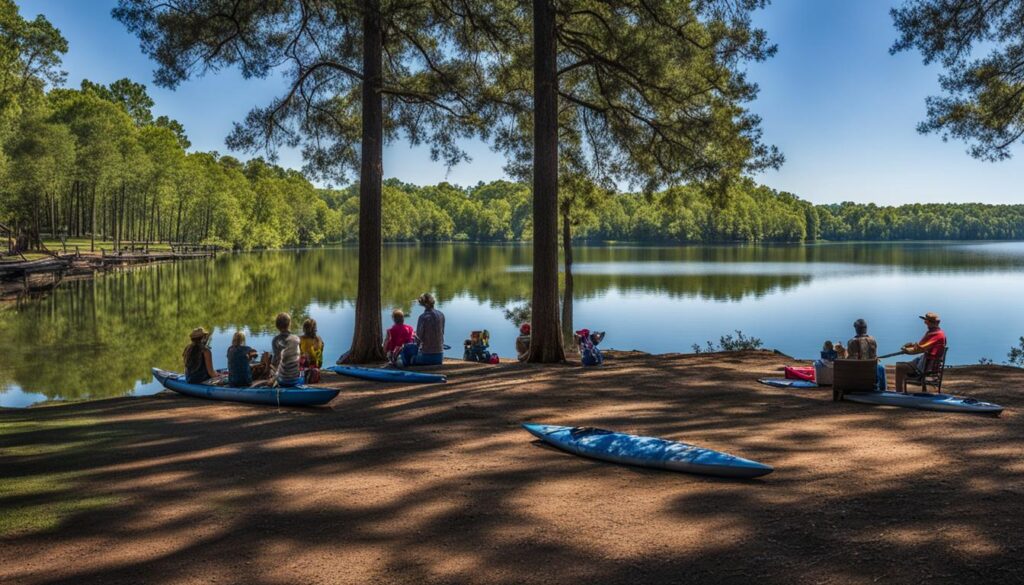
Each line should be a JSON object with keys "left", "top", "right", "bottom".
{"left": 2, "top": 350, "right": 1023, "bottom": 585}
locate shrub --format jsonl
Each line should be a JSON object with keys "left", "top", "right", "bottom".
{"left": 692, "top": 330, "right": 764, "bottom": 353}
{"left": 1008, "top": 337, "right": 1024, "bottom": 366}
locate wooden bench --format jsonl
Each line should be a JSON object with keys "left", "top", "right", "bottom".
{"left": 832, "top": 359, "right": 879, "bottom": 402}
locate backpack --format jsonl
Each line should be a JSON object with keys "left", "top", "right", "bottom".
{"left": 463, "top": 330, "right": 495, "bottom": 363}
{"left": 397, "top": 342, "right": 420, "bottom": 367}
{"left": 576, "top": 328, "right": 605, "bottom": 367}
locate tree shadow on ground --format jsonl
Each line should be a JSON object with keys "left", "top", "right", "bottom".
{"left": 1, "top": 351, "right": 1021, "bottom": 584}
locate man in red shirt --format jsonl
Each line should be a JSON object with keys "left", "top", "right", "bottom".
{"left": 895, "top": 312, "right": 947, "bottom": 393}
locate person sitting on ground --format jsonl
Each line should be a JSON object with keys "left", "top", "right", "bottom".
{"left": 516, "top": 323, "right": 532, "bottom": 362}
{"left": 834, "top": 341, "right": 848, "bottom": 360}
{"left": 299, "top": 318, "right": 325, "bottom": 369}
{"left": 821, "top": 340, "right": 838, "bottom": 362}
{"left": 183, "top": 327, "right": 219, "bottom": 384}
{"left": 270, "top": 312, "right": 303, "bottom": 386}
{"left": 895, "top": 312, "right": 947, "bottom": 393}
{"left": 846, "top": 318, "right": 886, "bottom": 390}
{"left": 226, "top": 330, "right": 271, "bottom": 387}
{"left": 410, "top": 293, "right": 446, "bottom": 366}
{"left": 384, "top": 308, "right": 415, "bottom": 364}
{"left": 813, "top": 340, "right": 838, "bottom": 385}
{"left": 846, "top": 319, "right": 877, "bottom": 360}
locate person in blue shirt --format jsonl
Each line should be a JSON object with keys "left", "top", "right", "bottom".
{"left": 226, "top": 330, "right": 270, "bottom": 387}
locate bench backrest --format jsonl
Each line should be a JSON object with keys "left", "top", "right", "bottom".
{"left": 832, "top": 359, "right": 878, "bottom": 401}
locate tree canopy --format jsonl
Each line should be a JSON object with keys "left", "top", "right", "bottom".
{"left": 892, "top": 0, "right": 1024, "bottom": 160}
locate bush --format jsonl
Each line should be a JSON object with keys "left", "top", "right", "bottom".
{"left": 503, "top": 302, "right": 531, "bottom": 327}
{"left": 1008, "top": 337, "right": 1024, "bottom": 366}
{"left": 692, "top": 330, "right": 764, "bottom": 353}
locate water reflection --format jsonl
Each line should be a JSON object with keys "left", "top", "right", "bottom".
{"left": 1, "top": 242, "right": 1022, "bottom": 405}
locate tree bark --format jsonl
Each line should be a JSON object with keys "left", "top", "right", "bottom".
{"left": 527, "top": 0, "right": 565, "bottom": 363}
{"left": 561, "top": 207, "right": 575, "bottom": 352}
{"left": 345, "top": 0, "right": 386, "bottom": 364}
{"left": 90, "top": 185, "right": 96, "bottom": 252}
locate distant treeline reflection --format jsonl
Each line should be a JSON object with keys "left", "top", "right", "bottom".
{"left": 1, "top": 243, "right": 1021, "bottom": 400}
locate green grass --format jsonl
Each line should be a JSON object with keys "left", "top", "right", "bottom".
{"left": 41, "top": 238, "right": 175, "bottom": 253}
{"left": 0, "top": 473, "right": 119, "bottom": 536}
{"left": 0, "top": 415, "right": 124, "bottom": 537}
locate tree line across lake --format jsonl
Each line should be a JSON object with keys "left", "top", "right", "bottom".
{"left": 4, "top": 0, "right": 1021, "bottom": 364}
{"left": 6, "top": 86, "right": 1024, "bottom": 250}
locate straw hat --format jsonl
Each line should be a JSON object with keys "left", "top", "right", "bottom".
{"left": 189, "top": 327, "right": 209, "bottom": 341}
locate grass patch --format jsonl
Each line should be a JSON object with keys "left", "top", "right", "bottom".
{"left": 41, "top": 238, "right": 175, "bottom": 253}
{"left": 0, "top": 414, "right": 127, "bottom": 536}
{"left": 0, "top": 473, "right": 120, "bottom": 537}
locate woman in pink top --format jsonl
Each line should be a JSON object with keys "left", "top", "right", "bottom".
{"left": 384, "top": 308, "right": 416, "bottom": 361}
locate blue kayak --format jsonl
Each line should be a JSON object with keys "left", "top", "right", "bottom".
{"left": 523, "top": 423, "right": 773, "bottom": 479}
{"left": 151, "top": 368, "right": 339, "bottom": 406}
{"left": 758, "top": 378, "right": 819, "bottom": 389}
{"left": 843, "top": 390, "right": 1003, "bottom": 414}
{"left": 325, "top": 365, "right": 446, "bottom": 384}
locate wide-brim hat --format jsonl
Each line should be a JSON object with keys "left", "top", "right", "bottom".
{"left": 190, "top": 327, "right": 209, "bottom": 341}
{"left": 919, "top": 312, "right": 941, "bottom": 323}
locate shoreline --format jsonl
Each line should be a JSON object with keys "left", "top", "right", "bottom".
{"left": 1, "top": 350, "right": 1020, "bottom": 584}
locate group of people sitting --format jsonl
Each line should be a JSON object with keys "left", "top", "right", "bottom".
{"left": 815, "top": 312, "right": 947, "bottom": 392}
{"left": 383, "top": 293, "right": 446, "bottom": 367}
{"left": 182, "top": 312, "right": 324, "bottom": 387}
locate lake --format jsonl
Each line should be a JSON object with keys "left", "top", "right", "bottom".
{"left": 2, "top": 242, "right": 1023, "bottom": 407}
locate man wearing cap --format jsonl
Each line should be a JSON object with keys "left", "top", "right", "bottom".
{"left": 847, "top": 318, "right": 886, "bottom": 390}
{"left": 895, "top": 312, "right": 947, "bottom": 393}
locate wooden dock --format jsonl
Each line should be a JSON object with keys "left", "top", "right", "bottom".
{"left": 0, "top": 244, "right": 218, "bottom": 295}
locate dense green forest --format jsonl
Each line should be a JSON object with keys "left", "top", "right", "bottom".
{"left": 327, "top": 179, "right": 1024, "bottom": 243}
{"left": 3, "top": 0, "right": 1024, "bottom": 253}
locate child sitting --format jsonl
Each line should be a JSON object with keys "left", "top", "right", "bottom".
{"left": 516, "top": 323, "right": 531, "bottom": 361}
{"left": 464, "top": 330, "right": 498, "bottom": 363}
{"left": 384, "top": 308, "right": 416, "bottom": 366}
{"left": 834, "top": 341, "right": 848, "bottom": 360}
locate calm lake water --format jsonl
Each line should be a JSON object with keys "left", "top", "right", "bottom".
{"left": 2, "top": 242, "right": 1023, "bottom": 407}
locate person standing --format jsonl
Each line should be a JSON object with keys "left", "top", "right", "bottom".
{"left": 847, "top": 318, "right": 886, "bottom": 390}
{"left": 895, "top": 312, "right": 947, "bottom": 393}
{"left": 413, "top": 293, "right": 445, "bottom": 366}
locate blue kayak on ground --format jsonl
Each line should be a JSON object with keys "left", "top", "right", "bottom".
{"left": 758, "top": 378, "right": 820, "bottom": 389}
{"left": 522, "top": 423, "right": 773, "bottom": 479}
{"left": 843, "top": 390, "right": 1003, "bottom": 414}
{"left": 151, "top": 368, "right": 339, "bottom": 406}
{"left": 325, "top": 365, "right": 447, "bottom": 384}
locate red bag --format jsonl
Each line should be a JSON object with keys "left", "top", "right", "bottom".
{"left": 784, "top": 366, "right": 815, "bottom": 382}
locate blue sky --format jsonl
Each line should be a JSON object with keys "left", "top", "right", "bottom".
{"left": 19, "top": 0, "right": 1024, "bottom": 204}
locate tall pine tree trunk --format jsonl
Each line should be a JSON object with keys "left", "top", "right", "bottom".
{"left": 345, "top": 0, "right": 386, "bottom": 363}
{"left": 561, "top": 206, "right": 575, "bottom": 352}
{"left": 528, "top": 0, "right": 565, "bottom": 363}
{"left": 90, "top": 185, "right": 96, "bottom": 252}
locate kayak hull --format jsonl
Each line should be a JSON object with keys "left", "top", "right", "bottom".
{"left": 325, "top": 365, "right": 446, "bottom": 384}
{"left": 844, "top": 390, "right": 1003, "bottom": 414}
{"left": 758, "top": 378, "right": 820, "bottom": 389}
{"left": 522, "top": 423, "right": 772, "bottom": 479}
{"left": 151, "top": 368, "right": 339, "bottom": 406}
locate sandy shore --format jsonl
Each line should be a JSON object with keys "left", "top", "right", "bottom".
{"left": 1, "top": 350, "right": 1022, "bottom": 584}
